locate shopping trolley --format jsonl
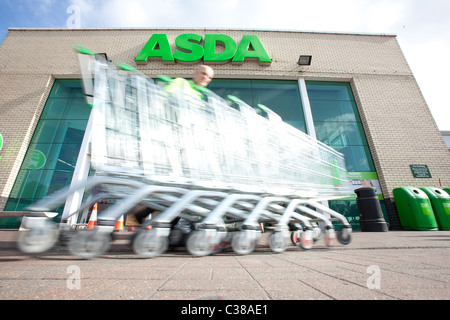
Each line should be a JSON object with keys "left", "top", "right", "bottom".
{"left": 17, "top": 174, "right": 151, "bottom": 254}
{"left": 17, "top": 46, "right": 354, "bottom": 258}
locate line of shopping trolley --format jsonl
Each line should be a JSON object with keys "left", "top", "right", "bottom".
{"left": 17, "top": 46, "right": 354, "bottom": 259}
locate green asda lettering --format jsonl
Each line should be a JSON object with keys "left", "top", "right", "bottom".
{"left": 135, "top": 34, "right": 271, "bottom": 65}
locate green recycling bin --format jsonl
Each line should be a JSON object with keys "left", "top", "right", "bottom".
{"left": 420, "top": 187, "right": 450, "bottom": 230}
{"left": 443, "top": 188, "right": 450, "bottom": 195}
{"left": 393, "top": 187, "right": 438, "bottom": 231}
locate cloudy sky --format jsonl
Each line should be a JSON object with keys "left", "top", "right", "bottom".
{"left": 0, "top": 0, "right": 449, "bottom": 130}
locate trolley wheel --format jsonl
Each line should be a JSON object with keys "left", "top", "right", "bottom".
{"left": 231, "top": 232, "right": 255, "bottom": 255}
{"left": 312, "top": 227, "right": 323, "bottom": 243}
{"left": 68, "top": 229, "right": 112, "bottom": 259}
{"left": 132, "top": 228, "right": 168, "bottom": 258}
{"left": 325, "top": 228, "right": 336, "bottom": 246}
{"left": 337, "top": 228, "right": 352, "bottom": 245}
{"left": 290, "top": 230, "right": 302, "bottom": 246}
{"left": 269, "top": 232, "right": 287, "bottom": 253}
{"left": 186, "top": 231, "right": 213, "bottom": 257}
{"left": 58, "top": 229, "right": 77, "bottom": 247}
{"left": 299, "top": 230, "right": 313, "bottom": 250}
{"left": 17, "top": 222, "right": 59, "bottom": 254}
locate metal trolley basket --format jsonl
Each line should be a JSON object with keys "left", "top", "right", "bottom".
{"left": 17, "top": 47, "right": 354, "bottom": 258}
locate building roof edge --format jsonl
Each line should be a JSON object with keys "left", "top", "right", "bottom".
{"left": 6, "top": 27, "right": 398, "bottom": 37}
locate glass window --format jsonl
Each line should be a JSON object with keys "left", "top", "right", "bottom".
{"left": 306, "top": 82, "right": 354, "bottom": 101}
{"left": 208, "top": 79, "right": 306, "bottom": 132}
{"left": 306, "top": 81, "right": 375, "bottom": 172}
{"left": 48, "top": 79, "right": 85, "bottom": 99}
{"left": 1, "top": 79, "right": 89, "bottom": 228}
{"left": 208, "top": 79, "right": 253, "bottom": 103}
{"left": 309, "top": 100, "right": 359, "bottom": 123}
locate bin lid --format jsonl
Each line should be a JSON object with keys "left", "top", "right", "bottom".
{"left": 355, "top": 187, "right": 377, "bottom": 198}
{"left": 420, "top": 187, "right": 450, "bottom": 199}
{"left": 393, "top": 187, "right": 429, "bottom": 199}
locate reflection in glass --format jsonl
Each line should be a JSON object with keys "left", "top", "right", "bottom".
{"left": 306, "top": 81, "right": 375, "bottom": 172}
{"left": 209, "top": 79, "right": 306, "bottom": 132}
{"left": 3, "top": 80, "right": 89, "bottom": 227}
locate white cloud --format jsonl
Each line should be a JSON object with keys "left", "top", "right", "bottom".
{"left": 120, "top": 1, "right": 152, "bottom": 27}
{"left": 365, "top": 1, "right": 405, "bottom": 33}
{"left": 240, "top": 0, "right": 360, "bottom": 32}
{"left": 70, "top": 0, "right": 212, "bottom": 28}
{"left": 403, "top": 38, "right": 450, "bottom": 130}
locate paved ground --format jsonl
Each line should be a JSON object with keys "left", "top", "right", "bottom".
{"left": 0, "top": 229, "right": 449, "bottom": 301}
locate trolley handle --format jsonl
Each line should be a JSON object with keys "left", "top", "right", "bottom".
{"left": 256, "top": 104, "right": 282, "bottom": 122}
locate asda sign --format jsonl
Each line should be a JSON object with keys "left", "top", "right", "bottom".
{"left": 135, "top": 34, "right": 271, "bottom": 65}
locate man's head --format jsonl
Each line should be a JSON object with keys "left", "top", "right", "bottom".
{"left": 193, "top": 65, "right": 214, "bottom": 87}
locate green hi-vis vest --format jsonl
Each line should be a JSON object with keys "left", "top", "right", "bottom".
{"left": 163, "top": 77, "right": 204, "bottom": 100}
{"left": 159, "top": 75, "right": 214, "bottom": 106}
